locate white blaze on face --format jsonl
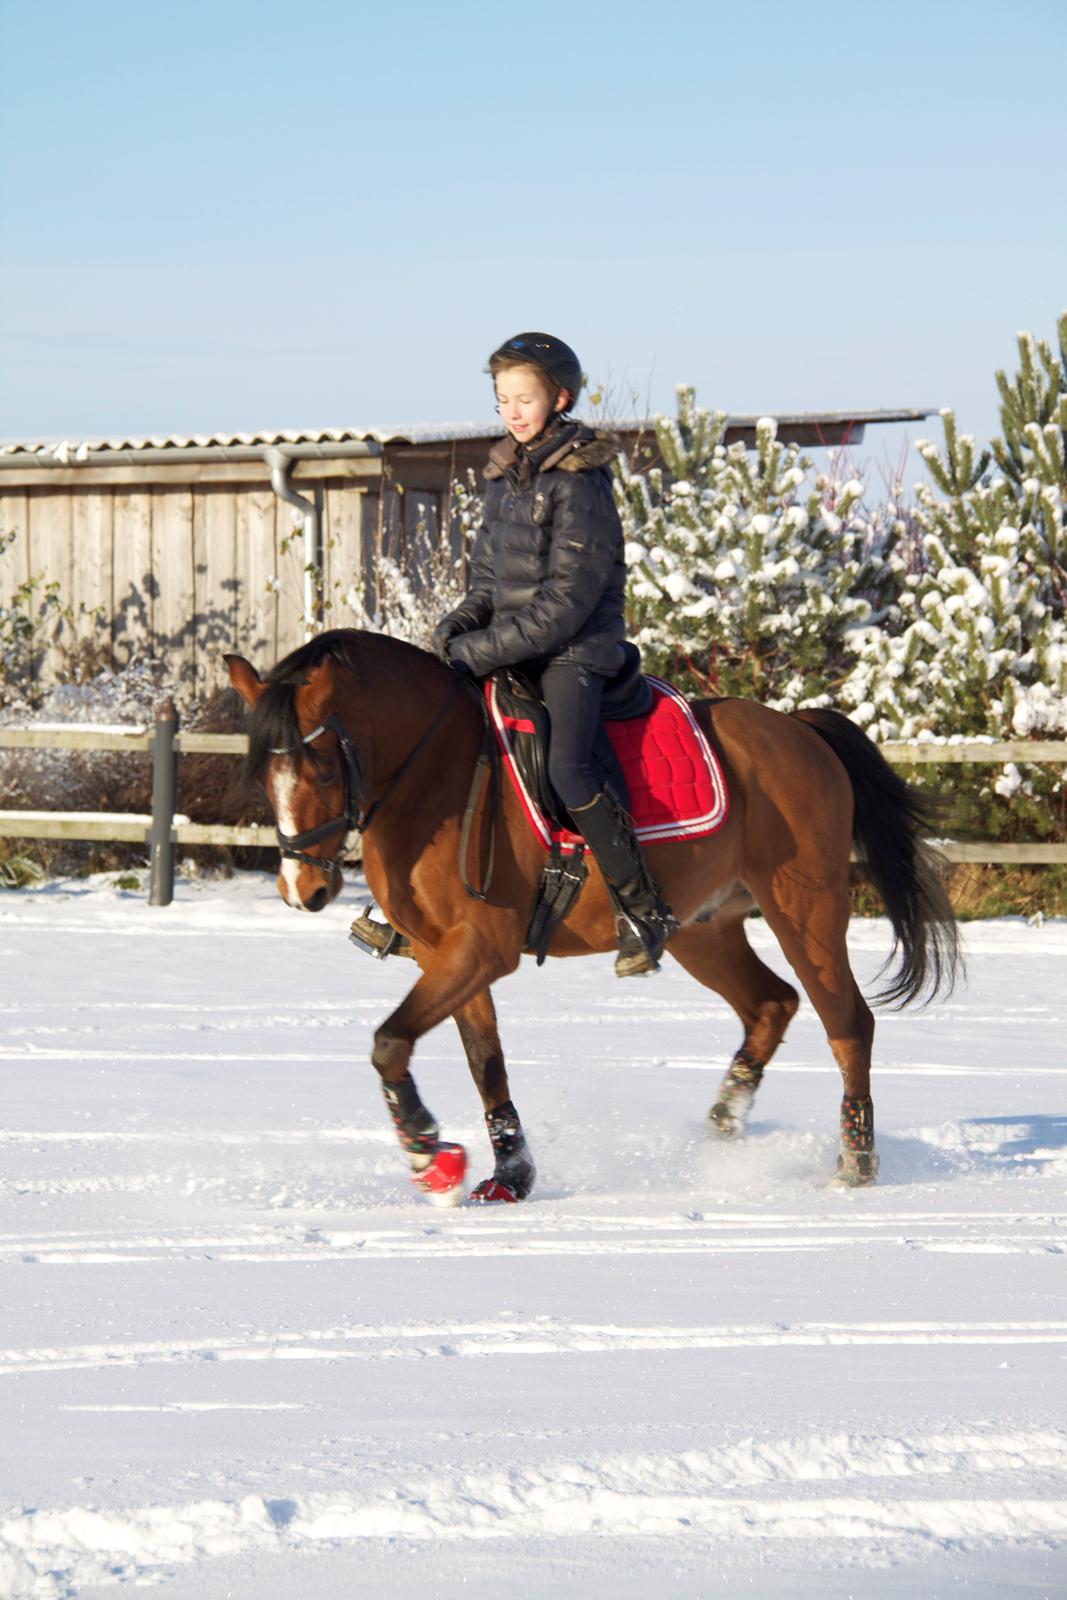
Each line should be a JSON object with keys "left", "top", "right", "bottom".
{"left": 271, "top": 763, "right": 305, "bottom": 905}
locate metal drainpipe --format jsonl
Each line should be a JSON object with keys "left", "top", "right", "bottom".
{"left": 264, "top": 447, "right": 321, "bottom": 640}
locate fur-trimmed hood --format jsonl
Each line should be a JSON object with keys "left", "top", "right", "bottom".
{"left": 484, "top": 422, "right": 621, "bottom": 483}
{"left": 557, "top": 429, "right": 622, "bottom": 472}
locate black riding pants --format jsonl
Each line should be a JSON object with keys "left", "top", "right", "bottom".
{"left": 541, "top": 658, "right": 626, "bottom": 812}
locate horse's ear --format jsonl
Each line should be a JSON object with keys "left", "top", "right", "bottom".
{"left": 225, "top": 654, "right": 265, "bottom": 707}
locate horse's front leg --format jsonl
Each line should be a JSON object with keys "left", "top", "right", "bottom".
{"left": 372, "top": 927, "right": 515, "bottom": 1205}
{"left": 454, "top": 988, "right": 536, "bottom": 1203}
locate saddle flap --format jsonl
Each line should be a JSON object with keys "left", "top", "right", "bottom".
{"left": 495, "top": 670, "right": 569, "bottom": 830}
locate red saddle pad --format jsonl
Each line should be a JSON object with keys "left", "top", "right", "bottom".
{"left": 487, "top": 675, "right": 729, "bottom": 849}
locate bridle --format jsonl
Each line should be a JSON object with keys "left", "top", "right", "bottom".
{"left": 272, "top": 712, "right": 371, "bottom": 874}
{"left": 270, "top": 671, "right": 481, "bottom": 879}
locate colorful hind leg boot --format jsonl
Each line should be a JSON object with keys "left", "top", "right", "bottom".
{"left": 709, "top": 1049, "right": 765, "bottom": 1138}
{"left": 835, "top": 1094, "right": 879, "bottom": 1185}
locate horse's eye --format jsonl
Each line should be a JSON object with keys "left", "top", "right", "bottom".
{"left": 315, "top": 765, "right": 338, "bottom": 788}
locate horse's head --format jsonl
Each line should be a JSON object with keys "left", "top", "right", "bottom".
{"left": 227, "top": 650, "right": 360, "bottom": 913}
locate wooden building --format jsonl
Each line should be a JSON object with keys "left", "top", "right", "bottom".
{"left": 0, "top": 410, "right": 930, "bottom": 694}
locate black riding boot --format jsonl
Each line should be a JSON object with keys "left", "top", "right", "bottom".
{"left": 569, "top": 789, "right": 679, "bottom": 977}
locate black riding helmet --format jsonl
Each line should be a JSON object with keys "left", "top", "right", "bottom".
{"left": 488, "top": 332, "right": 583, "bottom": 413}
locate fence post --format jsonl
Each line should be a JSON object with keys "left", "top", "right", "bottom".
{"left": 148, "top": 698, "right": 179, "bottom": 906}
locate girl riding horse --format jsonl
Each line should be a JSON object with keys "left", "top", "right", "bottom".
{"left": 224, "top": 334, "right": 960, "bottom": 1203}
{"left": 432, "top": 332, "right": 677, "bottom": 978}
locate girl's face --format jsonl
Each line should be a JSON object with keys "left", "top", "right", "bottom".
{"left": 495, "top": 365, "right": 566, "bottom": 443}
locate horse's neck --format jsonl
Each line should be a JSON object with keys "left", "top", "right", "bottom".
{"left": 347, "top": 638, "right": 479, "bottom": 799}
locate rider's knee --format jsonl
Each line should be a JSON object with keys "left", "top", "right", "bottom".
{"left": 548, "top": 754, "right": 598, "bottom": 810}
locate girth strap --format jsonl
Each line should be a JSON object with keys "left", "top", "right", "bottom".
{"left": 459, "top": 680, "right": 499, "bottom": 902}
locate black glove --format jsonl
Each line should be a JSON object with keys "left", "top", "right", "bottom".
{"left": 448, "top": 658, "right": 475, "bottom": 680}
{"left": 431, "top": 618, "right": 462, "bottom": 660}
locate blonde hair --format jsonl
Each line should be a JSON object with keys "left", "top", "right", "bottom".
{"left": 488, "top": 354, "right": 558, "bottom": 404}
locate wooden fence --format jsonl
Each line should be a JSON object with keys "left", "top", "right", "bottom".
{"left": 0, "top": 726, "right": 1064, "bottom": 905}
{"left": 0, "top": 717, "right": 277, "bottom": 906}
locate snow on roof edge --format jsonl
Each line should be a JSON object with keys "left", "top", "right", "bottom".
{"left": 0, "top": 410, "right": 934, "bottom": 461}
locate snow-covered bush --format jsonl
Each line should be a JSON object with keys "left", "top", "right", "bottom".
{"left": 617, "top": 349, "right": 1067, "bottom": 849}
{"left": 839, "top": 508, "right": 1066, "bottom": 742}
{"left": 0, "top": 528, "right": 69, "bottom": 706}
{"left": 618, "top": 386, "right": 894, "bottom": 707}
{"left": 339, "top": 474, "right": 481, "bottom": 648}
{"left": 836, "top": 329, "right": 1067, "bottom": 842}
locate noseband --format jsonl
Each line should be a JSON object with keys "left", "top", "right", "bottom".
{"left": 270, "top": 675, "right": 467, "bottom": 876}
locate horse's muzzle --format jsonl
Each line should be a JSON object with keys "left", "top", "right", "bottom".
{"left": 277, "top": 859, "right": 343, "bottom": 912}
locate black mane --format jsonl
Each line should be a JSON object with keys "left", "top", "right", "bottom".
{"left": 242, "top": 629, "right": 441, "bottom": 784}
{"left": 266, "top": 629, "right": 362, "bottom": 687}
{"left": 245, "top": 630, "right": 363, "bottom": 783}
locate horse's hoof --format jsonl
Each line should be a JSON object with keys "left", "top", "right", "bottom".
{"left": 411, "top": 1142, "right": 467, "bottom": 1206}
{"left": 468, "top": 1178, "right": 520, "bottom": 1203}
{"left": 708, "top": 1104, "right": 744, "bottom": 1139}
{"left": 708, "top": 1089, "right": 753, "bottom": 1139}
{"left": 830, "top": 1150, "right": 880, "bottom": 1188}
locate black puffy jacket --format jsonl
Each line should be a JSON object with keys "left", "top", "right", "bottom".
{"left": 442, "top": 421, "right": 627, "bottom": 678}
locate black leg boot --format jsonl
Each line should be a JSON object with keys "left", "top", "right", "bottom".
{"left": 570, "top": 789, "right": 679, "bottom": 977}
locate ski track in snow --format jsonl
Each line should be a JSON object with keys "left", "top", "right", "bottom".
{"left": 1, "top": 876, "right": 1065, "bottom": 1598}
{"left": 4, "top": 1317, "right": 1067, "bottom": 1380}
{"left": 4, "top": 1435, "right": 1067, "bottom": 1600}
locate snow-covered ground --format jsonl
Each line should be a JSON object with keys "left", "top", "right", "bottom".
{"left": 0, "top": 872, "right": 1064, "bottom": 1599}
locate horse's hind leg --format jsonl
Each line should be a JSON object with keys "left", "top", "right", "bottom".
{"left": 454, "top": 988, "right": 536, "bottom": 1202}
{"left": 669, "top": 912, "right": 799, "bottom": 1138}
{"left": 753, "top": 865, "right": 878, "bottom": 1186}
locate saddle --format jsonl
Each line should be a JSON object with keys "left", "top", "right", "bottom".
{"left": 493, "top": 641, "right": 652, "bottom": 833}
{"left": 350, "top": 646, "right": 727, "bottom": 969}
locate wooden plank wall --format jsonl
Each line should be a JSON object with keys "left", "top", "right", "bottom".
{"left": 0, "top": 478, "right": 368, "bottom": 696}
{"left": 322, "top": 484, "right": 366, "bottom": 627}
{"left": 0, "top": 488, "right": 32, "bottom": 666}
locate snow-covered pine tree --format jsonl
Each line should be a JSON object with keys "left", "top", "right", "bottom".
{"left": 990, "top": 314, "right": 1067, "bottom": 617}
{"left": 840, "top": 329, "right": 1067, "bottom": 842}
{"left": 839, "top": 513, "right": 1060, "bottom": 740}
{"left": 618, "top": 386, "right": 885, "bottom": 707}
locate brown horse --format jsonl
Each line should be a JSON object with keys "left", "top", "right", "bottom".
{"left": 226, "top": 629, "right": 959, "bottom": 1202}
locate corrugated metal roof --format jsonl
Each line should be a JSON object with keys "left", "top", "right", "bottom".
{"left": 0, "top": 422, "right": 506, "bottom": 462}
{"left": 0, "top": 409, "right": 932, "bottom": 464}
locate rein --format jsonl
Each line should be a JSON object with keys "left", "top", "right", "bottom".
{"left": 271, "top": 670, "right": 498, "bottom": 895}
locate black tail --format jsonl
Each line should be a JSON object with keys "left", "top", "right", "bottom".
{"left": 793, "top": 708, "right": 962, "bottom": 1008}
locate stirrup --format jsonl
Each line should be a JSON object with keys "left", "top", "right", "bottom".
{"left": 349, "top": 901, "right": 413, "bottom": 960}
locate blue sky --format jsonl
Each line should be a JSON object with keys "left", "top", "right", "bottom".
{"left": 2, "top": 0, "right": 1065, "bottom": 477}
